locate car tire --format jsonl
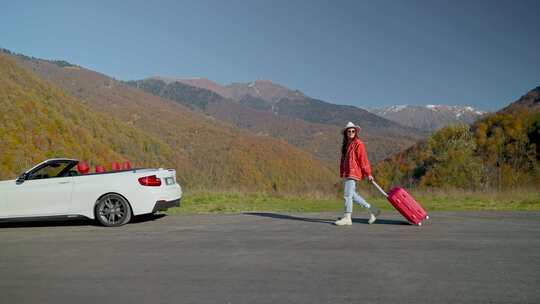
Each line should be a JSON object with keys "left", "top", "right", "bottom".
{"left": 95, "top": 193, "right": 132, "bottom": 227}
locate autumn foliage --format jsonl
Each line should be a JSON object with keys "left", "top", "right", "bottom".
{"left": 0, "top": 52, "right": 338, "bottom": 193}
{"left": 0, "top": 54, "right": 172, "bottom": 178}
{"left": 375, "top": 107, "right": 540, "bottom": 190}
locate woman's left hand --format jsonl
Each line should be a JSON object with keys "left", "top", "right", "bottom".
{"left": 367, "top": 175, "right": 374, "bottom": 182}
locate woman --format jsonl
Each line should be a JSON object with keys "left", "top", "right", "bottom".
{"left": 335, "top": 122, "right": 380, "bottom": 226}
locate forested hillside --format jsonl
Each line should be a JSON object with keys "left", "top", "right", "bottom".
{"left": 0, "top": 53, "right": 173, "bottom": 178}
{"left": 374, "top": 88, "right": 540, "bottom": 190}
{"left": 3, "top": 50, "right": 338, "bottom": 193}
{"left": 502, "top": 86, "right": 540, "bottom": 112}
{"left": 126, "top": 78, "right": 343, "bottom": 164}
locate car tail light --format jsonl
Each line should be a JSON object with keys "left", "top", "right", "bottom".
{"left": 138, "top": 175, "right": 161, "bottom": 186}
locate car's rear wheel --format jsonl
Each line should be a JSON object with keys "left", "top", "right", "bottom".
{"left": 95, "top": 193, "right": 132, "bottom": 227}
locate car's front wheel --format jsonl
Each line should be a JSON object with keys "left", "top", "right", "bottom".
{"left": 95, "top": 193, "right": 132, "bottom": 227}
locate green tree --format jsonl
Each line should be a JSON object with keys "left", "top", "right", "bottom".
{"left": 420, "top": 125, "right": 483, "bottom": 189}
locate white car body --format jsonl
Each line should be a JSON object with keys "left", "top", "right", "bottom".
{"left": 0, "top": 158, "right": 182, "bottom": 222}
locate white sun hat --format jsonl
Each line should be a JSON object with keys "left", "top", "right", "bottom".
{"left": 342, "top": 121, "right": 361, "bottom": 133}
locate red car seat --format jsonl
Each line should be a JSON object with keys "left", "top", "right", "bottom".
{"left": 77, "top": 161, "right": 90, "bottom": 174}
{"left": 111, "top": 162, "right": 121, "bottom": 171}
{"left": 122, "top": 161, "right": 132, "bottom": 170}
{"left": 95, "top": 165, "right": 105, "bottom": 173}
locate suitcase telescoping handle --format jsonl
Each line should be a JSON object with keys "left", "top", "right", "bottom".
{"left": 371, "top": 180, "right": 388, "bottom": 198}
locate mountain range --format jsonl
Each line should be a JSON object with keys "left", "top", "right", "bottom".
{"left": 0, "top": 49, "right": 337, "bottom": 193}
{"left": 367, "top": 105, "right": 486, "bottom": 132}
{"left": 127, "top": 77, "right": 427, "bottom": 164}
{"left": 154, "top": 77, "right": 305, "bottom": 102}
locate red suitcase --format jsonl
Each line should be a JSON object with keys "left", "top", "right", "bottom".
{"left": 372, "top": 181, "right": 429, "bottom": 226}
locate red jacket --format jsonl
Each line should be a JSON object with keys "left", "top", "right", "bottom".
{"left": 340, "top": 138, "right": 372, "bottom": 180}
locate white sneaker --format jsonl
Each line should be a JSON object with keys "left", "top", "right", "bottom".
{"left": 368, "top": 207, "right": 381, "bottom": 224}
{"left": 334, "top": 214, "right": 352, "bottom": 226}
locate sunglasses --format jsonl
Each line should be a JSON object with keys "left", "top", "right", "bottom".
{"left": 347, "top": 129, "right": 356, "bottom": 134}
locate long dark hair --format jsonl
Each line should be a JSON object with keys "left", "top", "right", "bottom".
{"left": 341, "top": 127, "right": 359, "bottom": 155}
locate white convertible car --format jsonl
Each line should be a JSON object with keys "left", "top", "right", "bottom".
{"left": 0, "top": 158, "right": 182, "bottom": 227}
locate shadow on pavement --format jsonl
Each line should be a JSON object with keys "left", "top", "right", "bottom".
{"left": 0, "top": 213, "right": 167, "bottom": 229}
{"left": 352, "top": 218, "right": 410, "bottom": 225}
{"left": 131, "top": 213, "right": 167, "bottom": 224}
{"left": 244, "top": 212, "right": 409, "bottom": 225}
{"left": 244, "top": 212, "right": 335, "bottom": 224}
{"left": 0, "top": 218, "right": 94, "bottom": 229}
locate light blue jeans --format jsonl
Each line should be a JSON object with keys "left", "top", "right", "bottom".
{"left": 344, "top": 178, "right": 371, "bottom": 213}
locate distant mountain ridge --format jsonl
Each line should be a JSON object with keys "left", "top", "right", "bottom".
{"left": 158, "top": 76, "right": 427, "bottom": 133}
{"left": 153, "top": 76, "right": 233, "bottom": 99}
{"left": 367, "top": 104, "right": 486, "bottom": 132}
{"left": 226, "top": 80, "right": 307, "bottom": 103}
{"left": 136, "top": 77, "right": 428, "bottom": 162}
{"left": 166, "top": 78, "right": 306, "bottom": 103}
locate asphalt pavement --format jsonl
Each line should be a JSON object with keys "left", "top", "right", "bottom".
{"left": 1, "top": 211, "right": 539, "bottom": 304}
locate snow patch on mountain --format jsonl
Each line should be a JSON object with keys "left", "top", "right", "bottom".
{"left": 367, "top": 104, "right": 487, "bottom": 132}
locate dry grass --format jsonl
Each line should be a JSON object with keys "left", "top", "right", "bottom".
{"left": 167, "top": 187, "right": 540, "bottom": 214}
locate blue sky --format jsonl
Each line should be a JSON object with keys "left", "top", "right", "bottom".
{"left": 1, "top": 0, "right": 538, "bottom": 110}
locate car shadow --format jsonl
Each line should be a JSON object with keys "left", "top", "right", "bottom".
{"left": 0, "top": 218, "right": 95, "bottom": 229}
{"left": 0, "top": 213, "right": 167, "bottom": 229}
{"left": 131, "top": 213, "right": 167, "bottom": 224}
{"left": 243, "top": 212, "right": 409, "bottom": 226}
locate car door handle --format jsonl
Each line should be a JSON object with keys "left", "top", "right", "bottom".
{"left": 58, "top": 181, "right": 70, "bottom": 184}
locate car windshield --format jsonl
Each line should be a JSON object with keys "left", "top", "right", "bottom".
{"left": 27, "top": 162, "right": 73, "bottom": 180}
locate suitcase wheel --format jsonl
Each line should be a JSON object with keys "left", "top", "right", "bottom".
{"left": 417, "top": 222, "right": 422, "bottom": 226}
{"left": 425, "top": 215, "right": 430, "bottom": 220}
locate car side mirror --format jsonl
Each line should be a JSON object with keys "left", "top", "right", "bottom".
{"left": 16, "top": 173, "right": 27, "bottom": 184}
